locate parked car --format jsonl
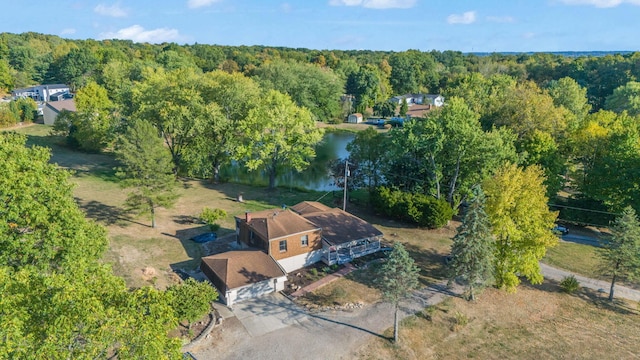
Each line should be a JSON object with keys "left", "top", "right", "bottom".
{"left": 553, "top": 225, "right": 569, "bottom": 235}
{"left": 190, "top": 232, "right": 217, "bottom": 243}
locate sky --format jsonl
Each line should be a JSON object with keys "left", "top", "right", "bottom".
{"left": 1, "top": 0, "right": 640, "bottom": 52}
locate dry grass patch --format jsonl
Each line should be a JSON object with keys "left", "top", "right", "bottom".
{"left": 355, "top": 283, "right": 640, "bottom": 360}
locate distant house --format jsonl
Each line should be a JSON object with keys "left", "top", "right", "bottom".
{"left": 347, "top": 113, "right": 363, "bottom": 123}
{"left": 390, "top": 94, "right": 444, "bottom": 108}
{"left": 424, "top": 94, "right": 445, "bottom": 108}
{"left": 200, "top": 250, "right": 287, "bottom": 307}
{"left": 12, "top": 84, "right": 70, "bottom": 102}
{"left": 42, "top": 99, "right": 76, "bottom": 125}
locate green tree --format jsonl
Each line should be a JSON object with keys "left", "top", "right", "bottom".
{"left": 129, "top": 67, "right": 208, "bottom": 172}
{"left": 115, "top": 119, "right": 179, "bottom": 228}
{"left": 0, "top": 132, "right": 107, "bottom": 271}
{"left": 373, "top": 101, "right": 396, "bottom": 117}
{"left": 199, "top": 207, "right": 227, "bottom": 232}
{"left": 183, "top": 71, "right": 261, "bottom": 183}
{"left": 0, "top": 59, "right": 14, "bottom": 93}
{"left": 167, "top": 278, "right": 218, "bottom": 330}
{"left": 546, "top": 76, "right": 591, "bottom": 129}
{"left": 399, "top": 98, "right": 408, "bottom": 117}
{"left": 376, "top": 242, "right": 420, "bottom": 343}
{"left": 252, "top": 59, "right": 344, "bottom": 122}
{"left": 236, "top": 90, "right": 323, "bottom": 190}
{"left": 483, "top": 163, "right": 558, "bottom": 291}
{"left": 346, "top": 127, "right": 387, "bottom": 193}
{"left": 600, "top": 206, "right": 640, "bottom": 301}
{"left": 72, "top": 81, "right": 116, "bottom": 152}
{"left": 604, "top": 81, "right": 640, "bottom": 116}
{"left": 448, "top": 186, "right": 494, "bottom": 300}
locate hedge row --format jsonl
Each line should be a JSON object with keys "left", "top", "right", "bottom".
{"left": 372, "top": 186, "right": 454, "bottom": 229}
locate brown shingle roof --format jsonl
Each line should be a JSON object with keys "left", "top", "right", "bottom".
{"left": 239, "top": 208, "right": 320, "bottom": 240}
{"left": 201, "top": 249, "right": 286, "bottom": 290}
{"left": 301, "top": 208, "right": 383, "bottom": 246}
{"left": 290, "top": 201, "right": 332, "bottom": 215}
{"left": 46, "top": 99, "right": 76, "bottom": 113}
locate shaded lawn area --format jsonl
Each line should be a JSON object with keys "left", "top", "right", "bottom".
{"left": 354, "top": 282, "right": 640, "bottom": 360}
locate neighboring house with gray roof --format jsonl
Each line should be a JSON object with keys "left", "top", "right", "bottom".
{"left": 12, "top": 84, "right": 70, "bottom": 102}
{"left": 42, "top": 99, "right": 76, "bottom": 125}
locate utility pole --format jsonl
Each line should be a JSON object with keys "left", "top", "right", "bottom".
{"left": 343, "top": 160, "right": 349, "bottom": 211}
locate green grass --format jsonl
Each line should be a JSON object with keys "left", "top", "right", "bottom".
{"left": 543, "top": 242, "right": 604, "bottom": 280}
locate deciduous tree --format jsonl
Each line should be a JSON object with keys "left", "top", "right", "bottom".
{"left": 236, "top": 90, "right": 323, "bottom": 190}
{"left": 483, "top": 163, "right": 558, "bottom": 291}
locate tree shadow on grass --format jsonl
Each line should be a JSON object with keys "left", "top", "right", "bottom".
{"left": 403, "top": 242, "right": 450, "bottom": 286}
{"left": 74, "top": 198, "right": 145, "bottom": 226}
{"left": 525, "top": 279, "right": 639, "bottom": 316}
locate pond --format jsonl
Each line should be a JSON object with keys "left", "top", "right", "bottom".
{"left": 222, "top": 131, "right": 355, "bottom": 192}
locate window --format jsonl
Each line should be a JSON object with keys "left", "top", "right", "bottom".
{"left": 279, "top": 240, "right": 287, "bottom": 252}
{"left": 301, "top": 235, "right": 309, "bottom": 247}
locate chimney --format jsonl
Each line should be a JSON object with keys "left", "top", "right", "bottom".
{"left": 245, "top": 211, "right": 252, "bottom": 223}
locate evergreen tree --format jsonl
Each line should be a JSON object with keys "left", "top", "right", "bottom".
{"left": 376, "top": 242, "right": 420, "bottom": 343}
{"left": 399, "top": 97, "right": 409, "bottom": 117}
{"left": 115, "top": 119, "right": 179, "bottom": 228}
{"left": 448, "top": 186, "right": 494, "bottom": 300}
{"left": 600, "top": 206, "right": 640, "bottom": 301}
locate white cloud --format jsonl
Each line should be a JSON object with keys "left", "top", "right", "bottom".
{"left": 187, "top": 0, "right": 222, "bottom": 9}
{"left": 559, "top": 0, "right": 640, "bottom": 7}
{"left": 522, "top": 32, "right": 536, "bottom": 39}
{"left": 447, "top": 11, "right": 476, "bottom": 24}
{"left": 328, "top": 0, "right": 416, "bottom": 9}
{"left": 99, "top": 25, "right": 181, "bottom": 43}
{"left": 60, "top": 28, "right": 76, "bottom": 35}
{"left": 94, "top": 3, "right": 128, "bottom": 17}
{"left": 486, "top": 15, "right": 514, "bottom": 23}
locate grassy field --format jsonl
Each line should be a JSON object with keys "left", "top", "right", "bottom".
{"left": 544, "top": 241, "right": 604, "bottom": 280}
{"left": 355, "top": 283, "right": 640, "bottom": 359}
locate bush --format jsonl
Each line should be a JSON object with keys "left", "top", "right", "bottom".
{"left": 199, "top": 207, "right": 227, "bottom": 232}
{"left": 372, "top": 186, "right": 454, "bottom": 228}
{"left": 559, "top": 275, "right": 580, "bottom": 293}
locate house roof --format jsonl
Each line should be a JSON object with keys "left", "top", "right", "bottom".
{"left": 349, "top": 113, "right": 363, "bottom": 118}
{"left": 290, "top": 201, "right": 332, "bottom": 216}
{"left": 300, "top": 207, "right": 383, "bottom": 246}
{"left": 46, "top": 99, "right": 76, "bottom": 113}
{"left": 201, "top": 249, "right": 286, "bottom": 290}
{"left": 238, "top": 208, "right": 320, "bottom": 241}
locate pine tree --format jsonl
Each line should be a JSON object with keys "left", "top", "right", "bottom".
{"left": 601, "top": 206, "right": 640, "bottom": 301}
{"left": 115, "top": 119, "right": 179, "bottom": 228}
{"left": 377, "top": 242, "right": 420, "bottom": 343}
{"left": 448, "top": 186, "right": 494, "bottom": 300}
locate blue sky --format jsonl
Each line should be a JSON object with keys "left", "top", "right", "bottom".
{"left": 2, "top": 0, "right": 639, "bottom": 52}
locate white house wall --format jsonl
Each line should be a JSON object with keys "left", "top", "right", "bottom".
{"left": 277, "top": 249, "right": 324, "bottom": 273}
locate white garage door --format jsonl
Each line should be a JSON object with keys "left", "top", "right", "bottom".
{"left": 235, "top": 279, "right": 275, "bottom": 303}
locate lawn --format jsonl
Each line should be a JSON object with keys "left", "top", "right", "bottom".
{"left": 543, "top": 241, "right": 604, "bottom": 280}
{"left": 354, "top": 283, "right": 640, "bottom": 359}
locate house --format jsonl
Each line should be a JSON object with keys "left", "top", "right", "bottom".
{"left": 424, "top": 94, "right": 445, "bottom": 108}
{"left": 347, "top": 113, "right": 363, "bottom": 124}
{"left": 42, "top": 99, "right": 76, "bottom": 125}
{"left": 235, "top": 207, "right": 324, "bottom": 273}
{"left": 291, "top": 201, "right": 384, "bottom": 266}
{"left": 389, "top": 94, "right": 444, "bottom": 108}
{"left": 12, "top": 84, "right": 70, "bottom": 102}
{"left": 235, "top": 201, "right": 384, "bottom": 272}
{"left": 201, "top": 201, "right": 384, "bottom": 306}
{"left": 200, "top": 249, "right": 287, "bottom": 307}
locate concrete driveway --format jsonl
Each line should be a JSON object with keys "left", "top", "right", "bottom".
{"left": 231, "top": 293, "right": 309, "bottom": 337}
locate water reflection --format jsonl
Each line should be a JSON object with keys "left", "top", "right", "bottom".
{"left": 222, "top": 132, "right": 355, "bottom": 191}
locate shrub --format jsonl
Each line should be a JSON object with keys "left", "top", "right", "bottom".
{"left": 560, "top": 275, "right": 580, "bottom": 293}
{"left": 199, "top": 207, "right": 227, "bottom": 232}
{"left": 309, "top": 268, "right": 318, "bottom": 277}
{"left": 372, "top": 186, "right": 454, "bottom": 228}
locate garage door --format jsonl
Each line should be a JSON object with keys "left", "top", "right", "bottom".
{"left": 235, "top": 279, "right": 275, "bottom": 303}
